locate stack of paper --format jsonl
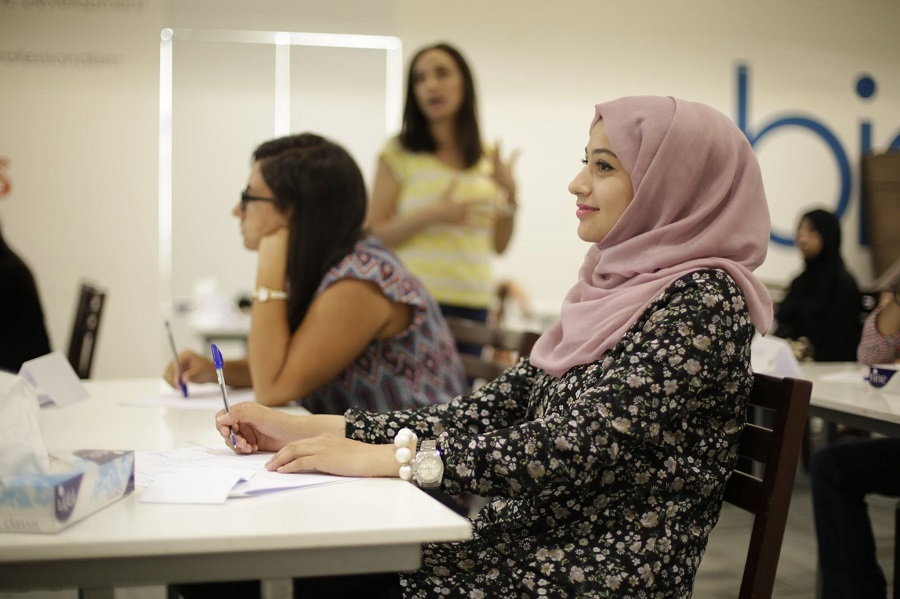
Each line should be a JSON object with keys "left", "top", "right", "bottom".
{"left": 136, "top": 447, "right": 356, "bottom": 504}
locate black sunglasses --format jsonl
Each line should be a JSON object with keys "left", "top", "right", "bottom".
{"left": 240, "top": 189, "right": 280, "bottom": 211}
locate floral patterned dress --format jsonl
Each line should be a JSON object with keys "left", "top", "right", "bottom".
{"left": 346, "top": 269, "right": 755, "bottom": 598}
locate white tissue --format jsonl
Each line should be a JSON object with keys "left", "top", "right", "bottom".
{"left": 0, "top": 371, "right": 50, "bottom": 481}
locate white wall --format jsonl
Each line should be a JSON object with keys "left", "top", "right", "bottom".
{"left": 0, "top": 0, "right": 163, "bottom": 377}
{"left": 1, "top": 0, "right": 898, "bottom": 377}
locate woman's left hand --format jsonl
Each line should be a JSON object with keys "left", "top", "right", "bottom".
{"left": 256, "top": 227, "right": 290, "bottom": 282}
{"left": 490, "top": 140, "right": 521, "bottom": 199}
{"left": 258, "top": 226, "right": 290, "bottom": 253}
{"left": 265, "top": 433, "right": 397, "bottom": 478}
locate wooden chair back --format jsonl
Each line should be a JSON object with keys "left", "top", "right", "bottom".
{"left": 67, "top": 283, "right": 106, "bottom": 379}
{"left": 445, "top": 317, "right": 541, "bottom": 382}
{"left": 894, "top": 499, "right": 900, "bottom": 599}
{"left": 723, "top": 372, "right": 812, "bottom": 598}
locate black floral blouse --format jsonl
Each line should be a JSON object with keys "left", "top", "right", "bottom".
{"left": 346, "top": 269, "right": 755, "bottom": 598}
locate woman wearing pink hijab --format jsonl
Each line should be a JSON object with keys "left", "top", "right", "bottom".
{"left": 214, "top": 96, "right": 773, "bottom": 598}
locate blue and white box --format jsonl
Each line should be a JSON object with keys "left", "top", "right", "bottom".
{"left": 867, "top": 364, "right": 900, "bottom": 394}
{"left": 0, "top": 449, "right": 134, "bottom": 534}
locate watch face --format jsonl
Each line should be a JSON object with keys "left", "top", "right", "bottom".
{"left": 416, "top": 458, "right": 440, "bottom": 481}
{"left": 416, "top": 456, "right": 443, "bottom": 483}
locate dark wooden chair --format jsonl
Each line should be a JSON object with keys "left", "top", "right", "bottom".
{"left": 723, "top": 372, "right": 812, "bottom": 599}
{"left": 445, "top": 317, "right": 541, "bottom": 383}
{"left": 895, "top": 500, "right": 899, "bottom": 599}
{"left": 66, "top": 283, "right": 106, "bottom": 379}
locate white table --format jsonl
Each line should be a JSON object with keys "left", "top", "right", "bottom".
{"left": 800, "top": 365, "right": 900, "bottom": 599}
{"left": 800, "top": 362, "right": 900, "bottom": 438}
{"left": 0, "top": 379, "right": 471, "bottom": 595}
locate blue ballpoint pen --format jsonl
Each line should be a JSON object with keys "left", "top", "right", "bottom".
{"left": 210, "top": 344, "right": 237, "bottom": 448}
{"left": 164, "top": 320, "right": 188, "bottom": 398}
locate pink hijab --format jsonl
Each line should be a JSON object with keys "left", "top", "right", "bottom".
{"left": 530, "top": 96, "right": 773, "bottom": 378}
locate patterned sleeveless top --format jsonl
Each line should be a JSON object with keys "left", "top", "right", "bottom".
{"left": 302, "top": 236, "right": 467, "bottom": 415}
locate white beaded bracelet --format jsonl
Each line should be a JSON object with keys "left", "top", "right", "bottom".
{"left": 393, "top": 427, "right": 418, "bottom": 482}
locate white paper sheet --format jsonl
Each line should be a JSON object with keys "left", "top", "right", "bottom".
{"left": 751, "top": 334, "right": 802, "bottom": 378}
{"left": 137, "top": 447, "right": 356, "bottom": 504}
{"left": 19, "top": 351, "right": 88, "bottom": 407}
{"left": 121, "top": 384, "right": 257, "bottom": 410}
{"left": 140, "top": 468, "right": 253, "bottom": 504}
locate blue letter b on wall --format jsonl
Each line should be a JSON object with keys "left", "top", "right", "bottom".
{"left": 736, "top": 65, "right": 851, "bottom": 246}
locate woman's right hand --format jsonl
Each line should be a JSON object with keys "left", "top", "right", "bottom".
{"left": 163, "top": 349, "right": 216, "bottom": 389}
{"left": 426, "top": 179, "right": 471, "bottom": 225}
{"left": 216, "top": 402, "right": 305, "bottom": 454}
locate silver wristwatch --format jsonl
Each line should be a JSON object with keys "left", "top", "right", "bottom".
{"left": 253, "top": 286, "right": 288, "bottom": 303}
{"left": 413, "top": 440, "right": 444, "bottom": 488}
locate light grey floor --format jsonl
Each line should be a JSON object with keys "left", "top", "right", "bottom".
{"left": 2, "top": 472, "right": 895, "bottom": 599}
{"left": 694, "top": 469, "right": 896, "bottom": 598}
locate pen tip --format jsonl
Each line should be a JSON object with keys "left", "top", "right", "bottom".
{"left": 211, "top": 344, "right": 223, "bottom": 369}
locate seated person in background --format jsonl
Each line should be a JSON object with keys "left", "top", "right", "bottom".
{"left": 490, "top": 278, "right": 533, "bottom": 329}
{"left": 0, "top": 157, "right": 51, "bottom": 373}
{"left": 857, "top": 290, "right": 900, "bottom": 364}
{"left": 487, "top": 278, "right": 535, "bottom": 367}
{"left": 215, "top": 96, "right": 774, "bottom": 597}
{"left": 811, "top": 296, "right": 899, "bottom": 599}
{"left": 163, "top": 134, "right": 466, "bottom": 413}
{"left": 773, "top": 208, "right": 862, "bottom": 361}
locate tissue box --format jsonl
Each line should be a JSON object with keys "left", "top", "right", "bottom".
{"left": 868, "top": 364, "right": 900, "bottom": 394}
{"left": 0, "top": 449, "right": 134, "bottom": 534}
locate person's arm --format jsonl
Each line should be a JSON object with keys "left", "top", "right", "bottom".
{"left": 772, "top": 279, "right": 801, "bottom": 340}
{"left": 261, "top": 356, "right": 540, "bottom": 477}
{"left": 434, "top": 272, "right": 752, "bottom": 500}
{"left": 807, "top": 275, "right": 861, "bottom": 361}
{"left": 163, "top": 351, "right": 252, "bottom": 389}
{"left": 493, "top": 201, "right": 515, "bottom": 254}
{"left": 489, "top": 142, "right": 520, "bottom": 255}
{"left": 250, "top": 272, "right": 749, "bottom": 484}
{"left": 345, "top": 355, "right": 540, "bottom": 445}
{"left": 0, "top": 259, "right": 51, "bottom": 369}
{"left": 367, "top": 157, "right": 469, "bottom": 248}
{"left": 216, "top": 402, "right": 344, "bottom": 453}
{"left": 875, "top": 293, "right": 900, "bottom": 337}
{"left": 217, "top": 401, "right": 404, "bottom": 478}
{"left": 857, "top": 292, "right": 900, "bottom": 364}
{"left": 248, "top": 230, "right": 403, "bottom": 406}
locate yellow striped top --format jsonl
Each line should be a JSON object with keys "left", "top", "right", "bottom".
{"left": 380, "top": 138, "right": 501, "bottom": 309}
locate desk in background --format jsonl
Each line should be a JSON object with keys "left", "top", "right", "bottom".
{"left": 193, "top": 323, "right": 250, "bottom": 350}
{"left": 800, "top": 365, "right": 900, "bottom": 599}
{"left": 0, "top": 379, "right": 471, "bottom": 597}
{"left": 800, "top": 362, "right": 900, "bottom": 438}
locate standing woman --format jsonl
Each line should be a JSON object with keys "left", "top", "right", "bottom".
{"left": 367, "top": 43, "right": 519, "bottom": 334}
{"left": 164, "top": 133, "right": 466, "bottom": 414}
{"left": 774, "top": 208, "right": 862, "bottom": 361}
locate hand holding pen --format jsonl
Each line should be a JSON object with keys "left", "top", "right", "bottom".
{"left": 211, "top": 344, "right": 237, "bottom": 449}
{"left": 164, "top": 320, "right": 189, "bottom": 398}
